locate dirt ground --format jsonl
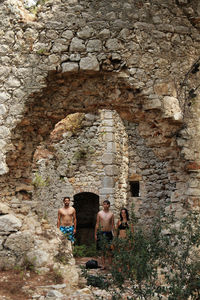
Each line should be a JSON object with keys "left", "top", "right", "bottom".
{"left": 0, "top": 257, "right": 101, "bottom": 300}
{"left": 0, "top": 268, "right": 63, "bottom": 300}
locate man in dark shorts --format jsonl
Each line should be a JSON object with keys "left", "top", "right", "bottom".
{"left": 95, "top": 200, "right": 115, "bottom": 269}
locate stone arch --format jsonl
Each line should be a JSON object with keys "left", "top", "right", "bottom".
{"left": 73, "top": 192, "right": 99, "bottom": 245}
{"left": 74, "top": 187, "right": 99, "bottom": 197}
{"left": 0, "top": 70, "right": 187, "bottom": 224}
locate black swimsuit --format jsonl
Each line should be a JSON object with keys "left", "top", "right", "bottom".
{"left": 118, "top": 222, "right": 129, "bottom": 230}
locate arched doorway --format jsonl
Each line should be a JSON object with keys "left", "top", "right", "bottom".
{"left": 73, "top": 192, "right": 99, "bottom": 245}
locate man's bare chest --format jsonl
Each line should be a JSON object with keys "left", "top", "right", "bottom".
{"left": 61, "top": 208, "right": 73, "bottom": 217}
{"left": 99, "top": 212, "right": 112, "bottom": 222}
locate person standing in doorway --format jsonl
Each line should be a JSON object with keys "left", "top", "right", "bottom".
{"left": 95, "top": 200, "right": 115, "bottom": 270}
{"left": 57, "top": 196, "right": 77, "bottom": 243}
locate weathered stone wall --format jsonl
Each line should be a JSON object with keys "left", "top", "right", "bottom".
{"left": 32, "top": 111, "right": 105, "bottom": 224}
{"left": 0, "top": 0, "right": 200, "bottom": 272}
{"left": 126, "top": 122, "right": 184, "bottom": 220}
{"left": 32, "top": 109, "right": 130, "bottom": 223}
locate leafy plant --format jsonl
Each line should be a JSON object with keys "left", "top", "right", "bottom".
{"left": 32, "top": 172, "right": 49, "bottom": 188}
{"left": 21, "top": 257, "right": 36, "bottom": 272}
{"left": 73, "top": 243, "right": 98, "bottom": 257}
{"left": 52, "top": 268, "right": 64, "bottom": 284}
{"left": 36, "top": 48, "right": 50, "bottom": 55}
{"left": 73, "top": 148, "right": 88, "bottom": 161}
{"left": 81, "top": 266, "right": 110, "bottom": 289}
{"left": 82, "top": 210, "right": 200, "bottom": 299}
{"left": 54, "top": 252, "right": 70, "bottom": 265}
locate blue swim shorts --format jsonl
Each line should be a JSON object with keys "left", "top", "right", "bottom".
{"left": 60, "top": 225, "right": 75, "bottom": 243}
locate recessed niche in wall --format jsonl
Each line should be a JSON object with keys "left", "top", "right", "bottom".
{"left": 130, "top": 181, "right": 140, "bottom": 197}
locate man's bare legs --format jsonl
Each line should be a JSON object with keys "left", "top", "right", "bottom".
{"left": 100, "top": 251, "right": 112, "bottom": 270}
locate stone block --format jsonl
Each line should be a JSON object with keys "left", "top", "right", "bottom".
{"left": 0, "top": 160, "right": 9, "bottom": 175}
{"left": 0, "top": 237, "right": 4, "bottom": 250}
{"left": 26, "top": 249, "right": 50, "bottom": 267}
{"left": 46, "top": 290, "right": 64, "bottom": 298}
{"left": 0, "top": 92, "right": 10, "bottom": 103}
{"left": 0, "top": 214, "right": 22, "bottom": 232}
{"left": 5, "top": 231, "right": 34, "bottom": 253}
{"left": 154, "top": 83, "right": 169, "bottom": 95}
{"left": 143, "top": 98, "right": 162, "bottom": 110}
{"left": 99, "top": 188, "right": 114, "bottom": 195}
{"left": 80, "top": 56, "right": 99, "bottom": 71}
{"left": 102, "top": 176, "right": 115, "bottom": 188}
{"left": 101, "top": 110, "right": 113, "bottom": 119}
{"left": 103, "top": 132, "right": 114, "bottom": 142}
{"left": 61, "top": 62, "right": 79, "bottom": 72}
{"left": 70, "top": 53, "right": 80, "bottom": 61}
{"left": 98, "top": 29, "right": 110, "bottom": 39}
{"left": 102, "top": 153, "right": 114, "bottom": 164}
{"left": 15, "top": 184, "right": 34, "bottom": 192}
{"left": 102, "top": 119, "right": 114, "bottom": 126}
{"left": 162, "top": 96, "right": 182, "bottom": 121}
{"left": 129, "top": 173, "right": 142, "bottom": 181}
{"left": 0, "top": 126, "right": 10, "bottom": 138}
{"left": 186, "top": 188, "right": 200, "bottom": 196}
{"left": 100, "top": 126, "right": 114, "bottom": 133}
{"left": 0, "top": 203, "right": 10, "bottom": 214}
{"left": 62, "top": 30, "right": 74, "bottom": 40}
{"left": 0, "top": 104, "right": 7, "bottom": 115}
{"left": 105, "top": 165, "right": 119, "bottom": 176}
{"left": 48, "top": 54, "right": 59, "bottom": 64}
{"left": 106, "top": 142, "right": 116, "bottom": 152}
{"left": 106, "top": 38, "right": 121, "bottom": 51}
{"left": 77, "top": 26, "right": 94, "bottom": 39}
{"left": 86, "top": 39, "right": 102, "bottom": 52}
{"left": 70, "top": 37, "right": 85, "bottom": 52}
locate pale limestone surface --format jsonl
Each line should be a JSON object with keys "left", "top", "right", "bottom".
{"left": 0, "top": 1, "right": 200, "bottom": 296}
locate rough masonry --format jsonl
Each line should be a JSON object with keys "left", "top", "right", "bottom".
{"left": 0, "top": 0, "right": 199, "bottom": 278}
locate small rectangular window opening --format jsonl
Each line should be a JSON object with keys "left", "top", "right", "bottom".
{"left": 130, "top": 181, "right": 140, "bottom": 197}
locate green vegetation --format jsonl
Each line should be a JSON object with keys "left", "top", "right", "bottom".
{"left": 36, "top": 48, "right": 50, "bottom": 55}
{"left": 82, "top": 211, "right": 200, "bottom": 299}
{"left": 32, "top": 172, "right": 49, "bottom": 188}
{"left": 54, "top": 251, "right": 70, "bottom": 265}
{"left": 82, "top": 266, "right": 110, "bottom": 289}
{"left": 51, "top": 268, "right": 64, "bottom": 284}
{"left": 28, "top": 0, "right": 50, "bottom": 16}
{"left": 72, "top": 145, "right": 95, "bottom": 162}
{"left": 73, "top": 243, "right": 98, "bottom": 258}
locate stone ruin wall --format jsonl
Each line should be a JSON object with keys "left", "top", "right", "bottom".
{"left": 0, "top": 0, "right": 200, "bottom": 271}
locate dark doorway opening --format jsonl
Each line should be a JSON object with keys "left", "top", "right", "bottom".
{"left": 73, "top": 192, "right": 99, "bottom": 245}
{"left": 130, "top": 181, "right": 140, "bottom": 197}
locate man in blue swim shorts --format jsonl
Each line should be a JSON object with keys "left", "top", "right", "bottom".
{"left": 57, "top": 197, "right": 77, "bottom": 243}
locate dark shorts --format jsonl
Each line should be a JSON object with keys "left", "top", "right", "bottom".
{"left": 96, "top": 231, "right": 113, "bottom": 251}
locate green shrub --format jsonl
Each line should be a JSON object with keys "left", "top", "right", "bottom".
{"left": 73, "top": 243, "right": 98, "bottom": 257}
{"left": 82, "top": 210, "right": 200, "bottom": 299}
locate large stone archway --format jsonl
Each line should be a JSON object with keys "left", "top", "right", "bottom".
{"left": 0, "top": 70, "right": 189, "bottom": 223}
{"left": 0, "top": 0, "right": 200, "bottom": 273}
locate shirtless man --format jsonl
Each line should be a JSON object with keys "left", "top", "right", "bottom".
{"left": 95, "top": 200, "right": 115, "bottom": 269}
{"left": 57, "top": 197, "right": 76, "bottom": 243}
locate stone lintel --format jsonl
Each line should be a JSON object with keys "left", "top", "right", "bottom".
{"left": 129, "top": 173, "right": 142, "bottom": 181}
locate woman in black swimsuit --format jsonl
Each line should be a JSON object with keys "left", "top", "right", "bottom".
{"left": 116, "top": 208, "right": 130, "bottom": 239}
